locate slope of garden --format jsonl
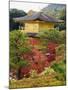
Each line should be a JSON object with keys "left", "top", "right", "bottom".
{"left": 9, "top": 29, "right": 66, "bottom": 88}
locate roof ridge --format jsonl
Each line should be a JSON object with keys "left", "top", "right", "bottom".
{"left": 14, "top": 11, "right": 63, "bottom": 23}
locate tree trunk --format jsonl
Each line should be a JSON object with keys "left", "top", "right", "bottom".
{"left": 16, "top": 67, "right": 23, "bottom": 80}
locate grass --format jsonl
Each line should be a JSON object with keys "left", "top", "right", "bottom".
{"left": 9, "top": 75, "right": 66, "bottom": 89}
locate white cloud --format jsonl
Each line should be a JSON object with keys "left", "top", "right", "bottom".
{"left": 10, "top": 1, "right": 49, "bottom": 12}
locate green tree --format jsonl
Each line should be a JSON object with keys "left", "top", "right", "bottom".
{"left": 10, "top": 30, "right": 31, "bottom": 79}
{"left": 55, "top": 8, "right": 66, "bottom": 30}
{"left": 9, "top": 9, "right": 27, "bottom": 31}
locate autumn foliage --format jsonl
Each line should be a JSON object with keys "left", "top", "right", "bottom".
{"left": 10, "top": 30, "right": 65, "bottom": 80}
{"left": 19, "top": 38, "right": 57, "bottom": 77}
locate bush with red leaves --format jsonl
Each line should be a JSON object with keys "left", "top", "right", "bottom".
{"left": 28, "top": 38, "right": 40, "bottom": 46}
{"left": 19, "top": 41, "right": 57, "bottom": 78}
{"left": 46, "top": 42, "right": 57, "bottom": 62}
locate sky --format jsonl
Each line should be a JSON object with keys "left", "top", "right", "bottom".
{"left": 10, "top": 1, "right": 49, "bottom": 12}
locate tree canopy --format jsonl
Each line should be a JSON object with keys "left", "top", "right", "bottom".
{"left": 10, "top": 30, "right": 31, "bottom": 79}
{"left": 55, "top": 8, "right": 66, "bottom": 30}
{"left": 9, "top": 9, "right": 27, "bottom": 31}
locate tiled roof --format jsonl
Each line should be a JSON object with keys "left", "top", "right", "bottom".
{"left": 14, "top": 12, "right": 63, "bottom": 23}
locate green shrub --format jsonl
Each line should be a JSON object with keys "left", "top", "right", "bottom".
{"left": 29, "top": 70, "right": 38, "bottom": 78}
{"left": 56, "top": 44, "right": 65, "bottom": 56}
{"left": 37, "top": 29, "right": 65, "bottom": 44}
{"left": 51, "top": 60, "right": 66, "bottom": 81}
{"left": 40, "top": 67, "right": 55, "bottom": 76}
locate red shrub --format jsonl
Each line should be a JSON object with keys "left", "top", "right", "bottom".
{"left": 46, "top": 42, "right": 56, "bottom": 62}
{"left": 20, "top": 66, "right": 30, "bottom": 77}
{"left": 19, "top": 41, "right": 57, "bottom": 77}
{"left": 28, "top": 38, "right": 40, "bottom": 46}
